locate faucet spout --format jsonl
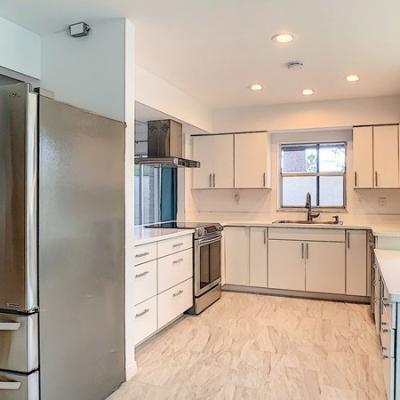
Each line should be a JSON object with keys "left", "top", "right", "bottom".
{"left": 305, "top": 192, "right": 320, "bottom": 222}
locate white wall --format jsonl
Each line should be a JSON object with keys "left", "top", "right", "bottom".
{"left": 212, "top": 95, "right": 400, "bottom": 133}
{"left": 136, "top": 65, "right": 213, "bottom": 133}
{"left": 42, "top": 17, "right": 137, "bottom": 379}
{"left": 41, "top": 19, "right": 127, "bottom": 121}
{"left": 0, "top": 17, "right": 41, "bottom": 80}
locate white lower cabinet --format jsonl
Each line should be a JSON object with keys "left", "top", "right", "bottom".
{"left": 158, "top": 278, "right": 193, "bottom": 329}
{"left": 305, "top": 242, "right": 345, "bottom": 294}
{"left": 346, "top": 230, "right": 368, "bottom": 296}
{"left": 250, "top": 227, "right": 268, "bottom": 287}
{"left": 134, "top": 297, "right": 157, "bottom": 345}
{"left": 224, "top": 227, "right": 250, "bottom": 285}
{"left": 268, "top": 240, "right": 305, "bottom": 291}
{"left": 132, "top": 234, "right": 194, "bottom": 345}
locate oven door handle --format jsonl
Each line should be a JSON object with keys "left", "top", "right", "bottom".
{"left": 198, "top": 236, "right": 222, "bottom": 246}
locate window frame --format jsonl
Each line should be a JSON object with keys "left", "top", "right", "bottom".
{"left": 279, "top": 141, "right": 347, "bottom": 210}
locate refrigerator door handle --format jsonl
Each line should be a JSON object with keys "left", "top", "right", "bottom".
{"left": 0, "top": 380, "right": 22, "bottom": 390}
{"left": 0, "top": 321, "right": 21, "bottom": 331}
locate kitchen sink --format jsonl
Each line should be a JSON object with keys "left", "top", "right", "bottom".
{"left": 273, "top": 220, "right": 343, "bottom": 225}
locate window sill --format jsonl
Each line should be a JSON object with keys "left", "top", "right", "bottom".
{"left": 277, "top": 207, "right": 347, "bottom": 213}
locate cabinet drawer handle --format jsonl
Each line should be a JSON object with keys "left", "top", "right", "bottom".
{"left": 301, "top": 243, "right": 304, "bottom": 259}
{"left": 135, "top": 271, "right": 150, "bottom": 278}
{"left": 209, "top": 173, "right": 212, "bottom": 188}
{"left": 0, "top": 380, "right": 22, "bottom": 390}
{"left": 172, "top": 242, "right": 184, "bottom": 248}
{"left": 173, "top": 258, "right": 184, "bottom": 264}
{"left": 173, "top": 290, "right": 184, "bottom": 297}
{"left": 213, "top": 173, "right": 216, "bottom": 187}
{"left": 0, "top": 322, "right": 21, "bottom": 331}
{"left": 375, "top": 171, "right": 378, "bottom": 187}
{"left": 382, "top": 328, "right": 390, "bottom": 333}
{"left": 354, "top": 171, "right": 358, "bottom": 187}
{"left": 136, "top": 252, "right": 150, "bottom": 258}
{"left": 135, "top": 308, "right": 150, "bottom": 318}
{"left": 263, "top": 172, "right": 266, "bottom": 187}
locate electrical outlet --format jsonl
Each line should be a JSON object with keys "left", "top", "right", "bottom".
{"left": 378, "top": 197, "right": 387, "bottom": 207}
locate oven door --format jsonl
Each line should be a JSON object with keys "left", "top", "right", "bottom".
{"left": 195, "top": 235, "right": 222, "bottom": 296}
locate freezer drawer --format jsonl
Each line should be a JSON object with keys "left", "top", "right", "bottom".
{"left": 0, "top": 313, "right": 38, "bottom": 373}
{"left": 0, "top": 371, "right": 39, "bottom": 400}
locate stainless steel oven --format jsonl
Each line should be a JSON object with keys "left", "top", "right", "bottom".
{"left": 195, "top": 233, "right": 222, "bottom": 297}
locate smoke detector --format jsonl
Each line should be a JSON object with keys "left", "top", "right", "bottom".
{"left": 286, "top": 61, "right": 304, "bottom": 70}
{"left": 69, "top": 22, "right": 91, "bottom": 37}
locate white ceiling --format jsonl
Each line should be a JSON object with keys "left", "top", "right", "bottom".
{"left": 2, "top": 0, "right": 400, "bottom": 109}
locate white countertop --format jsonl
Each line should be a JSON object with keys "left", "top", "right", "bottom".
{"left": 134, "top": 226, "right": 194, "bottom": 246}
{"left": 375, "top": 249, "right": 400, "bottom": 302}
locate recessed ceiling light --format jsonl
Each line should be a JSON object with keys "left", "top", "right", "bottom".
{"left": 346, "top": 74, "right": 360, "bottom": 82}
{"left": 302, "top": 89, "right": 314, "bottom": 96}
{"left": 249, "top": 83, "right": 263, "bottom": 91}
{"left": 271, "top": 33, "right": 294, "bottom": 44}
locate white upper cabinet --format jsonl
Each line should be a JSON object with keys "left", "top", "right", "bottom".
{"left": 353, "top": 124, "right": 399, "bottom": 189}
{"left": 234, "top": 132, "right": 270, "bottom": 188}
{"left": 353, "top": 126, "right": 373, "bottom": 188}
{"left": 192, "top": 134, "right": 234, "bottom": 189}
{"left": 373, "top": 125, "right": 399, "bottom": 188}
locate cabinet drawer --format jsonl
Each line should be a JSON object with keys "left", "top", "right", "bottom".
{"left": 0, "top": 313, "right": 38, "bottom": 373}
{"left": 158, "top": 234, "right": 192, "bottom": 258}
{"left": 380, "top": 325, "right": 395, "bottom": 359}
{"left": 134, "top": 242, "right": 157, "bottom": 265}
{"left": 158, "top": 278, "right": 193, "bottom": 329}
{"left": 269, "top": 228, "right": 345, "bottom": 242}
{"left": 134, "top": 297, "right": 157, "bottom": 345}
{"left": 381, "top": 300, "right": 396, "bottom": 331}
{"left": 158, "top": 249, "right": 193, "bottom": 293}
{"left": 383, "top": 353, "right": 395, "bottom": 400}
{"left": 0, "top": 370, "right": 39, "bottom": 400}
{"left": 134, "top": 261, "right": 157, "bottom": 305}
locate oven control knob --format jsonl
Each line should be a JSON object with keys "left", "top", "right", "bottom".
{"left": 197, "top": 227, "right": 206, "bottom": 237}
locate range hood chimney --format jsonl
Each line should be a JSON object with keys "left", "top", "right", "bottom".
{"left": 135, "top": 119, "right": 200, "bottom": 168}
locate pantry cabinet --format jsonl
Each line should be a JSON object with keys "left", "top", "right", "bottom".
{"left": 234, "top": 132, "right": 270, "bottom": 188}
{"left": 192, "top": 134, "right": 234, "bottom": 188}
{"left": 353, "top": 124, "right": 399, "bottom": 189}
{"left": 192, "top": 132, "right": 270, "bottom": 189}
{"left": 249, "top": 227, "right": 268, "bottom": 287}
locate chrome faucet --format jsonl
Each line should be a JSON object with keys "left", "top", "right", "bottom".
{"left": 305, "top": 192, "right": 320, "bottom": 222}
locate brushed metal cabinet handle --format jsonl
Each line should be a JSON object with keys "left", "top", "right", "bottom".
{"left": 173, "top": 258, "right": 184, "bottom": 264}
{"left": 301, "top": 243, "right": 304, "bottom": 259}
{"left": 347, "top": 232, "right": 350, "bottom": 249}
{"left": 135, "top": 308, "right": 150, "bottom": 318}
{"left": 209, "top": 173, "right": 212, "bottom": 188}
{"left": 375, "top": 171, "right": 378, "bottom": 187}
{"left": 306, "top": 243, "right": 309, "bottom": 259}
{"left": 263, "top": 172, "right": 266, "bottom": 187}
{"left": 354, "top": 171, "right": 358, "bottom": 187}
{"left": 173, "top": 289, "right": 184, "bottom": 297}
{"left": 172, "top": 242, "right": 184, "bottom": 248}
{"left": 136, "top": 252, "right": 150, "bottom": 258}
{"left": 213, "top": 173, "right": 216, "bottom": 187}
{"left": 263, "top": 229, "right": 267, "bottom": 244}
{"left": 135, "top": 271, "right": 149, "bottom": 278}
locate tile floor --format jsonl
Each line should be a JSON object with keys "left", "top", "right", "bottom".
{"left": 108, "top": 292, "right": 386, "bottom": 400}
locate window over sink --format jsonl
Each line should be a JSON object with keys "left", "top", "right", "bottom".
{"left": 280, "top": 142, "right": 346, "bottom": 208}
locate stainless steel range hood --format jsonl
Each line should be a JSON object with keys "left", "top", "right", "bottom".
{"left": 135, "top": 119, "right": 200, "bottom": 168}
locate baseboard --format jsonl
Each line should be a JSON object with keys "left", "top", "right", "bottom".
{"left": 125, "top": 361, "right": 138, "bottom": 381}
{"left": 222, "top": 284, "right": 370, "bottom": 304}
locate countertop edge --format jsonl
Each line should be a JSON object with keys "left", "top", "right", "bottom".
{"left": 135, "top": 229, "right": 195, "bottom": 246}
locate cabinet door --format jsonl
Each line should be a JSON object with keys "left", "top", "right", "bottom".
{"left": 346, "top": 230, "right": 367, "bottom": 296}
{"left": 250, "top": 227, "right": 268, "bottom": 287}
{"left": 224, "top": 227, "right": 249, "bottom": 285}
{"left": 212, "top": 135, "right": 234, "bottom": 188}
{"left": 192, "top": 135, "right": 214, "bottom": 189}
{"left": 306, "top": 242, "right": 345, "bottom": 294}
{"left": 268, "top": 240, "right": 305, "bottom": 291}
{"left": 235, "top": 132, "right": 269, "bottom": 188}
{"left": 353, "top": 126, "right": 373, "bottom": 188}
{"left": 373, "top": 125, "right": 399, "bottom": 188}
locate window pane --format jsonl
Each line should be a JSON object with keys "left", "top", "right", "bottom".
{"left": 281, "top": 144, "right": 318, "bottom": 173}
{"left": 319, "top": 144, "right": 345, "bottom": 172}
{"left": 319, "top": 176, "right": 344, "bottom": 207}
{"left": 282, "top": 176, "right": 317, "bottom": 207}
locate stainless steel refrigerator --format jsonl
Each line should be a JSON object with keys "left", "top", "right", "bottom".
{"left": 0, "top": 83, "right": 125, "bottom": 400}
